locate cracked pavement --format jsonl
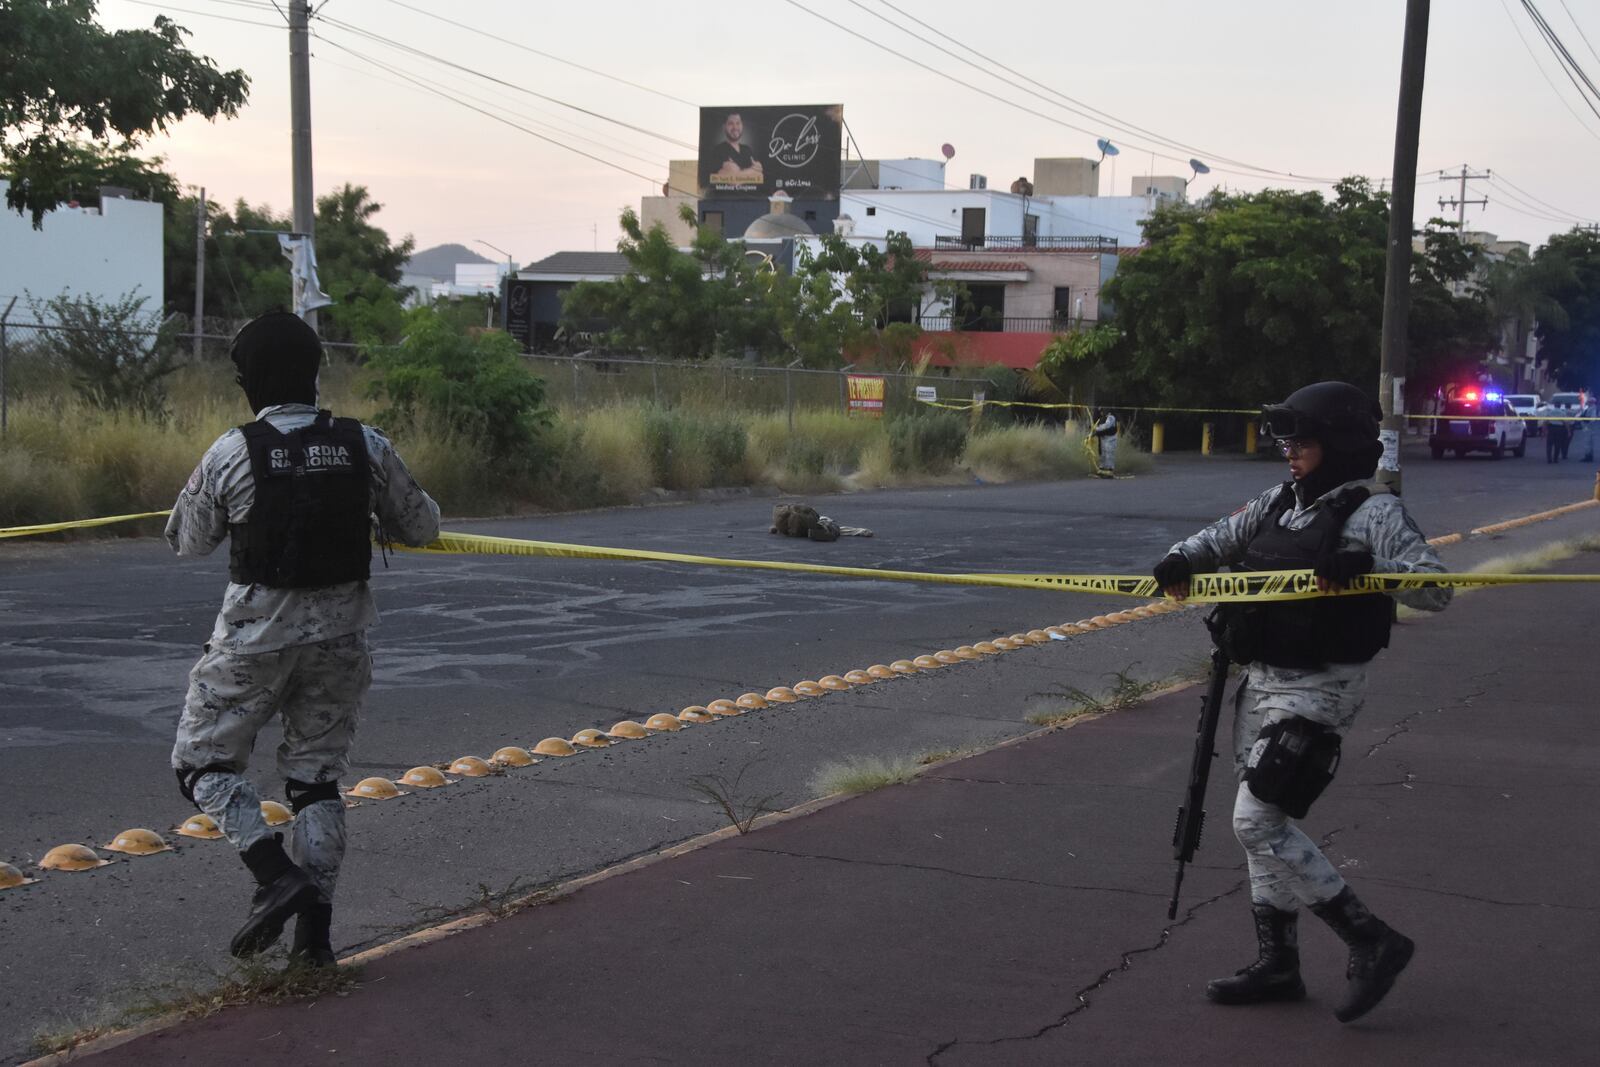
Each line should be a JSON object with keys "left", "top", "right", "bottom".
{"left": 51, "top": 541, "right": 1600, "bottom": 1066}
{"left": 6, "top": 454, "right": 1593, "bottom": 1062}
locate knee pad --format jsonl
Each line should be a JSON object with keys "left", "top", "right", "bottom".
{"left": 285, "top": 778, "right": 342, "bottom": 814}
{"left": 175, "top": 763, "right": 238, "bottom": 807}
{"left": 1243, "top": 717, "right": 1341, "bottom": 819}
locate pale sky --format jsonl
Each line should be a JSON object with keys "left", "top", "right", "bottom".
{"left": 97, "top": 0, "right": 1600, "bottom": 263}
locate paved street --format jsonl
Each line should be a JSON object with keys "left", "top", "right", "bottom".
{"left": 1, "top": 448, "right": 1596, "bottom": 1062}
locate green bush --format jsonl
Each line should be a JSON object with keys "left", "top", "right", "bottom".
{"left": 366, "top": 307, "right": 551, "bottom": 463}
{"left": 888, "top": 411, "right": 968, "bottom": 473}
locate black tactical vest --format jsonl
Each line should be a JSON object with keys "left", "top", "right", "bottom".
{"left": 228, "top": 411, "right": 372, "bottom": 588}
{"left": 1227, "top": 485, "right": 1393, "bottom": 668}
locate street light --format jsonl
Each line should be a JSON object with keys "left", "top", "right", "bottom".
{"left": 474, "top": 239, "right": 516, "bottom": 329}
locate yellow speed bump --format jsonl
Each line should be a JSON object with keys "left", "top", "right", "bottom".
{"left": 1025, "top": 630, "right": 1051, "bottom": 644}
{"left": 932, "top": 650, "right": 961, "bottom": 665}
{"left": 954, "top": 646, "right": 980, "bottom": 660}
{"left": 870, "top": 664, "right": 901, "bottom": 679}
{"left": 912, "top": 655, "right": 942, "bottom": 669}
{"left": 572, "top": 729, "right": 611, "bottom": 749}
{"left": 844, "top": 669, "right": 874, "bottom": 685}
{"left": 607, "top": 720, "right": 649, "bottom": 739}
{"left": 0, "top": 862, "right": 36, "bottom": 889}
{"left": 706, "top": 699, "right": 742, "bottom": 717}
{"left": 399, "top": 766, "right": 453, "bottom": 789}
{"left": 679, "top": 705, "right": 716, "bottom": 723}
{"left": 450, "top": 756, "right": 495, "bottom": 776}
{"left": 819, "top": 675, "right": 852, "bottom": 691}
{"left": 1088, "top": 615, "right": 1114, "bottom": 628}
{"left": 41, "top": 844, "right": 111, "bottom": 871}
{"left": 765, "top": 687, "right": 799, "bottom": 704}
{"left": 736, "top": 692, "right": 769, "bottom": 710}
{"left": 347, "top": 777, "right": 405, "bottom": 800}
{"left": 973, "top": 641, "right": 1001, "bottom": 655}
{"left": 991, "top": 637, "right": 1020, "bottom": 650}
{"left": 259, "top": 801, "right": 293, "bottom": 826}
{"left": 1057, "top": 623, "right": 1091, "bottom": 635}
{"left": 104, "top": 829, "right": 172, "bottom": 856}
{"left": 534, "top": 737, "right": 578, "bottom": 757}
{"left": 491, "top": 746, "right": 536, "bottom": 767}
{"left": 175, "top": 813, "right": 223, "bottom": 840}
{"left": 792, "top": 680, "right": 826, "bottom": 697}
{"left": 644, "top": 714, "right": 683, "bottom": 732}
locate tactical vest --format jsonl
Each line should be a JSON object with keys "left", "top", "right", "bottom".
{"left": 228, "top": 411, "right": 372, "bottom": 588}
{"left": 1224, "top": 485, "right": 1393, "bottom": 668}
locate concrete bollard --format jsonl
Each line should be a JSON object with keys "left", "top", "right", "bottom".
{"left": 1201, "top": 421, "right": 1215, "bottom": 456}
{"left": 1151, "top": 422, "right": 1165, "bottom": 454}
{"left": 1245, "top": 421, "right": 1258, "bottom": 455}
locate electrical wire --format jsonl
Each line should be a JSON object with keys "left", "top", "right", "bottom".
{"left": 1558, "top": 0, "right": 1600, "bottom": 69}
{"left": 1497, "top": 0, "right": 1600, "bottom": 140}
{"left": 1491, "top": 171, "right": 1599, "bottom": 222}
{"left": 1518, "top": 0, "right": 1600, "bottom": 121}
{"left": 780, "top": 0, "right": 1339, "bottom": 186}
{"left": 120, "top": 0, "right": 284, "bottom": 29}
{"left": 372, "top": 0, "right": 698, "bottom": 108}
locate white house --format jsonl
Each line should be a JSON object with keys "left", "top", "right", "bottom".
{"left": 0, "top": 180, "right": 164, "bottom": 320}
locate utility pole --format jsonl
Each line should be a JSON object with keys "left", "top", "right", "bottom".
{"left": 193, "top": 187, "right": 206, "bottom": 360}
{"left": 289, "top": 0, "right": 317, "bottom": 330}
{"left": 1376, "top": 0, "right": 1431, "bottom": 496}
{"left": 1437, "top": 164, "right": 1489, "bottom": 230}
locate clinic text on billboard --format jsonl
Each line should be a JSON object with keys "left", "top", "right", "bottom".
{"left": 698, "top": 105, "right": 843, "bottom": 201}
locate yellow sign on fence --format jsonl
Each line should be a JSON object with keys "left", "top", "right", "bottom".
{"left": 846, "top": 374, "right": 885, "bottom": 418}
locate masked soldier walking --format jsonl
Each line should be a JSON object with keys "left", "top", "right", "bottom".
{"left": 167, "top": 311, "right": 439, "bottom": 966}
{"left": 1152, "top": 381, "right": 1451, "bottom": 1022}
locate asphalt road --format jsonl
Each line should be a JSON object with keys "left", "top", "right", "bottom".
{"left": 1, "top": 446, "right": 1595, "bottom": 1060}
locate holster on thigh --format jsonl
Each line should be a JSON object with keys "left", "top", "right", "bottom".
{"left": 1243, "top": 716, "right": 1342, "bottom": 818}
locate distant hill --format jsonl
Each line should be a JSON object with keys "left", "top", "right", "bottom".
{"left": 404, "top": 243, "right": 493, "bottom": 282}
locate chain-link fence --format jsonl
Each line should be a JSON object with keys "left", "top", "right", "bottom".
{"left": 0, "top": 309, "right": 992, "bottom": 436}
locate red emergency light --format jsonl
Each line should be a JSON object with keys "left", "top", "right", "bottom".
{"left": 1462, "top": 389, "right": 1479, "bottom": 401}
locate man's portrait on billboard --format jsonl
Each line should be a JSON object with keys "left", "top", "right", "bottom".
{"left": 706, "top": 112, "right": 764, "bottom": 188}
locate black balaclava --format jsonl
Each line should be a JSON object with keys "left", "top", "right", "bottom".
{"left": 1264, "top": 381, "right": 1383, "bottom": 506}
{"left": 1293, "top": 437, "right": 1380, "bottom": 505}
{"left": 230, "top": 311, "right": 322, "bottom": 414}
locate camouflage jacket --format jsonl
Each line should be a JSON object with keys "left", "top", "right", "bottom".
{"left": 167, "top": 403, "right": 440, "bottom": 653}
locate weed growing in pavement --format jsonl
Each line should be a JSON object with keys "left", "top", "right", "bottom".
{"left": 688, "top": 761, "right": 782, "bottom": 834}
{"left": 915, "top": 743, "right": 986, "bottom": 766}
{"left": 1396, "top": 533, "right": 1600, "bottom": 618}
{"left": 30, "top": 953, "right": 360, "bottom": 1056}
{"left": 1025, "top": 664, "right": 1166, "bottom": 726}
{"left": 809, "top": 754, "right": 922, "bottom": 795}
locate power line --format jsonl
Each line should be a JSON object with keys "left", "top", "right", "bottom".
{"left": 1558, "top": 0, "right": 1600, "bottom": 68}
{"left": 120, "top": 0, "right": 284, "bottom": 29}
{"left": 373, "top": 0, "right": 698, "bottom": 108}
{"left": 1497, "top": 0, "right": 1600, "bottom": 140}
{"left": 855, "top": 0, "right": 1323, "bottom": 185}
{"left": 1518, "top": 0, "right": 1600, "bottom": 120}
{"left": 1490, "top": 171, "right": 1598, "bottom": 222}
{"left": 780, "top": 0, "right": 1339, "bottom": 186}
{"left": 313, "top": 14, "right": 697, "bottom": 150}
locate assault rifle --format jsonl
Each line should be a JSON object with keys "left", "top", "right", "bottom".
{"left": 1168, "top": 634, "right": 1232, "bottom": 920}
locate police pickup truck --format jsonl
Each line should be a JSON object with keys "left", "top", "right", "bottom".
{"left": 1428, "top": 393, "right": 1527, "bottom": 459}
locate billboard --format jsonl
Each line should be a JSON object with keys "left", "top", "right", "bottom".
{"left": 698, "top": 105, "right": 843, "bottom": 201}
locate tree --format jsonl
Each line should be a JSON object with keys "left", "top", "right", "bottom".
{"left": 1531, "top": 228, "right": 1600, "bottom": 389}
{"left": 1405, "top": 222, "right": 1497, "bottom": 401}
{"left": 562, "top": 205, "right": 784, "bottom": 361}
{"left": 1077, "top": 179, "right": 1495, "bottom": 408}
{"left": 30, "top": 290, "right": 179, "bottom": 412}
{"left": 1, "top": 0, "right": 248, "bottom": 225}
{"left": 786, "top": 231, "right": 941, "bottom": 367}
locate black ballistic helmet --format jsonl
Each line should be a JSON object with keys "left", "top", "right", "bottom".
{"left": 1261, "top": 381, "right": 1381, "bottom": 454}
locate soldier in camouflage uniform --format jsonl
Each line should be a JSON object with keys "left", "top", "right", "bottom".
{"left": 1153, "top": 382, "right": 1451, "bottom": 1023}
{"left": 168, "top": 311, "right": 439, "bottom": 967}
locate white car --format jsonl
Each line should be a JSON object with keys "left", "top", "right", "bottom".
{"left": 1429, "top": 397, "right": 1526, "bottom": 459}
{"left": 1505, "top": 393, "right": 1540, "bottom": 435}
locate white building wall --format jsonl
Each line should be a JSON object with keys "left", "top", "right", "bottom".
{"left": 843, "top": 188, "right": 1155, "bottom": 247}
{"left": 0, "top": 181, "right": 164, "bottom": 319}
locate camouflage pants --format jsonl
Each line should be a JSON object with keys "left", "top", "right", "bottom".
{"left": 172, "top": 632, "right": 370, "bottom": 898}
{"left": 1230, "top": 662, "right": 1367, "bottom": 911}
{"left": 1098, "top": 436, "right": 1118, "bottom": 471}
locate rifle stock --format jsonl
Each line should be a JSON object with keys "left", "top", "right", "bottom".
{"left": 1168, "top": 642, "right": 1232, "bottom": 919}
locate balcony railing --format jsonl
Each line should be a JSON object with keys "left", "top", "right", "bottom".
{"left": 917, "top": 314, "right": 1093, "bottom": 333}
{"left": 932, "top": 235, "right": 1119, "bottom": 253}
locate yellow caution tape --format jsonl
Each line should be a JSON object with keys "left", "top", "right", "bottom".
{"left": 0, "top": 510, "right": 171, "bottom": 540}
{"left": 918, "top": 397, "right": 1259, "bottom": 415}
{"left": 403, "top": 531, "right": 1600, "bottom": 603}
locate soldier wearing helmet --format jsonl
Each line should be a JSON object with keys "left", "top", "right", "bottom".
{"left": 1150, "top": 381, "right": 1451, "bottom": 1023}
{"left": 167, "top": 311, "right": 439, "bottom": 968}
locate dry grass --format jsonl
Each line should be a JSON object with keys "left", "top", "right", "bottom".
{"left": 809, "top": 754, "right": 922, "bottom": 795}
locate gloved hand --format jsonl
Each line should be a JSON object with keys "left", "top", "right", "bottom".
{"left": 1153, "top": 552, "right": 1192, "bottom": 598}
{"left": 1314, "top": 548, "right": 1374, "bottom": 590}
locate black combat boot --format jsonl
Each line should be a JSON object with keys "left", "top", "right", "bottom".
{"left": 1206, "top": 903, "right": 1307, "bottom": 1004}
{"left": 289, "top": 900, "right": 337, "bottom": 969}
{"left": 231, "top": 834, "right": 318, "bottom": 958}
{"left": 1309, "top": 887, "right": 1415, "bottom": 1022}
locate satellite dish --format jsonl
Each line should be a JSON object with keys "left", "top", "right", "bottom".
{"left": 1096, "top": 138, "right": 1119, "bottom": 158}
{"left": 1189, "top": 159, "right": 1211, "bottom": 175}
{"left": 941, "top": 143, "right": 955, "bottom": 160}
